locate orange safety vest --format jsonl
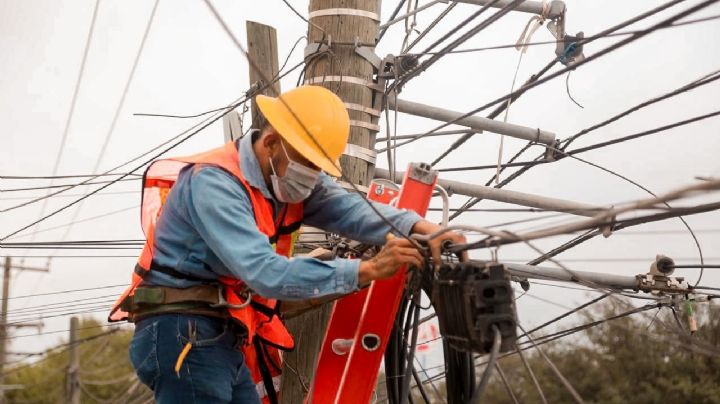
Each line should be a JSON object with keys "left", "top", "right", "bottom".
{"left": 108, "top": 140, "right": 303, "bottom": 403}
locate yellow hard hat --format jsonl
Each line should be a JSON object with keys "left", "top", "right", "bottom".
{"left": 256, "top": 85, "right": 349, "bottom": 177}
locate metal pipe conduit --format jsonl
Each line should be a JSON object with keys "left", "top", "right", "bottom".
{"left": 374, "top": 167, "right": 601, "bottom": 217}
{"left": 452, "top": 0, "right": 566, "bottom": 19}
{"left": 503, "top": 262, "right": 639, "bottom": 290}
{"left": 387, "top": 96, "right": 557, "bottom": 146}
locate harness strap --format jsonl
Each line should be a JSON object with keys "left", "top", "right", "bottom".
{"left": 254, "top": 338, "right": 279, "bottom": 404}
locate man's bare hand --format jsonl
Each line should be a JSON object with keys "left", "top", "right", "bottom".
{"left": 411, "top": 220, "right": 468, "bottom": 265}
{"left": 358, "top": 238, "right": 423, "bottom": 285}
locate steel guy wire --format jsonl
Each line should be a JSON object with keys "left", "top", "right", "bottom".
{"left": 452, "top": 196, "right": 720, "bottom": 252}
{"left": 0, "top": 173, "right": 141, "bottom": 180}
{"left": 419, "top": 13, "right": 720, "bottom": 56}
{"left": 392, "top": 0, "right": 520, "bottom": 91}
{"left": 0, "top": 322, "right": 130, "bottom": 340}
{"left": 377, "top": 0, "right": 407, "bottom": 42}
{"left": 516, "top": 323, "right": 585, "bottom": 404}
{"left": 494, "top": 362, "right": 520, "bottom": 404}
{"left": 428, "top": 0, "right": 694, "bottom": 167}
{"left": 515, "top": 337, "right": 549, "bottom": 404}
{"left": 543, "top": 143, "right": 708, "bottom": 286}
{"left": 52, "top": 0, "right": 159, "bottom": 265}
{"left": 133, "top": 34, "right": 307, "bottom": 120}
{"left": 1, "top": 177, "right": 140, "bottom": 193}
{"left": 279, "top": 0, "right": 327, "bottom": 37}
{"left": 0, "top": 190, "right": 138, "bottom": 202}
{"left": 30, "top": 0, "right": 100, "bottom": 224}
{"left": 4, "top": 205, "right": 138, "bottom": 241}
{"left": 0, "top": 327, "right": 125, "bottom": 377}
{"left": 0, "top": 51, "right": 306, "bottom": 240}
{"left": 402, "top": 1, "right": 458, "bottom": 53}
{"left": 5, "top": 295, "right": 117, "bottom": 316}
{"left": 6, "top": 284, "right": 127, "bottom": 300}
{"left": 565, "top": 110, "right": 720, "bottom": 156}
{"left": 518, "top": 293, "right": 611, "bottom": 341}
{"left": 2, "top": 49, "right": 306, "bottom": 218}
{"left": 449, "top": 66, "right": 720, "bottom": 221}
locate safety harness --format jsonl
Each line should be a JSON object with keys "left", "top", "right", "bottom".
{"left": 108, "top": 140, "right": 303, "bottom": 403}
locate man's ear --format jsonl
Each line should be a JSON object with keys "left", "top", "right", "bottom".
{"left": 261, "top": 130, "right": 281, "bottom": 154}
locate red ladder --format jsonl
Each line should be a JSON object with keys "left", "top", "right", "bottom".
{"left": 308, "top": 163, "right": 438, "bottom": 404}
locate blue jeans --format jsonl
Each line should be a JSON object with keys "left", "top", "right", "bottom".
{"left": 129, "top": 314, "right": 261, "bottom": 403}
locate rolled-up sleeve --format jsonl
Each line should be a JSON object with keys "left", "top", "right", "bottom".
{"left": 303, "top": 174, "right": 423, "bottom": 245}
{"left": 186, "top": 168, "right": 359, "bottom": 300}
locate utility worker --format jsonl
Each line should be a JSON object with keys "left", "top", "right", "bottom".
{"left": 109, "top": 85, "right": 466, "bottom": 403}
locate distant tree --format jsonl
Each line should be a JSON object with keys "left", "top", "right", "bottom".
{"left": 480, "top": 298, "right": 720, "bottom": 404}
{"left": 5, "top": 318, "right": 150, "bottom": 403}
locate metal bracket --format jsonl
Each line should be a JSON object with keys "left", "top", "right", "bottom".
{"left": 354, "top": 45, "right": 382, "bottom": 70}
{"left": 304, "top": 42, "right": 330, "bottom": 59}
{"left": 547, "top": 7, "right": 585, "bottom": 66}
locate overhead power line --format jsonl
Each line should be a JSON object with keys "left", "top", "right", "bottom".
{"left": 430, "top": 0, "right": 698, "bottom": 167}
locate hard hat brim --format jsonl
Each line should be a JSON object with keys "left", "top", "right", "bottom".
{"left": 256, "top": 94, "right": 343, "bottom": 177}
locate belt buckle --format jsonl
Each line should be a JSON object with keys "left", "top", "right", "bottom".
{"left": 210, "top": 287, "right": 253, "bottom": 310}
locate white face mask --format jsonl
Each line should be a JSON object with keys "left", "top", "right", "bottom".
{"left": 269, "top": 140, "right": 321, "bottom": 203}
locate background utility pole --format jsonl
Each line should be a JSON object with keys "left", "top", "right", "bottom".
{"left": 0, "top": 257, "right": 47, "bottom": 404}
{"left": 246, "top": 21, "right": 281, "bottom": 130}
{"left": 224, "top": 21, "right": 281, "bottom": 142}
{"left": 66, "top": 317, "right": 80, "bottom": 404}
{"left": 280, "top": 1, "right": 382, "bottom": 402}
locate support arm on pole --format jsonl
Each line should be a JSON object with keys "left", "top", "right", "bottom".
{"left": 387, "top": 95, "right": 557, "bottom": 146}
{"left": 453, "top": 0, "right": 565, "bottom": 19}
{"left": 375, "top": 167, "right": 600, "bottom": 216}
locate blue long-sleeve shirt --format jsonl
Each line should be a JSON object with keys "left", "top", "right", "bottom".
{"left": 145, "top": 132, "right": 422, "bottom": 300}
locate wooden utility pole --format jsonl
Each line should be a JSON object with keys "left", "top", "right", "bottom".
{"left": 223, "top": 21, "right": 281, "bottom": 143}
{"left": 0, "top": 257, "right": 47, "bottom": 404}
{"left": 66, "top": 317, "right": 80, "bottom": 404}
{"left": 280, "top": 1, "right": 383, "bottom": 402}
{"left": 246, "top": 21, "right": 281, "bottom": 130}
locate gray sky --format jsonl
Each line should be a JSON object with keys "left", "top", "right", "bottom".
{"left": 1, "top": 0, "right": 719, "bottom": 367}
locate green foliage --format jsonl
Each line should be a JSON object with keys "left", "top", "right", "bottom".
{"left": 5, "top": 318, "right": 151, "bottom": 403}
{"left": 480, "top": 299, "right": 720, "bottom": 404}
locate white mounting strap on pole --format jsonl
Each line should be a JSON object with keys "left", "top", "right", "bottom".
{"left": 309, "top": 8, "right": 381, "bottom": 21}
{"left": 304, "top": 76, "right": 385, "bottom": 92}
{"left": 336, "top": 180, "right": 370, "bottom": 194}
{"left": 349, "top": 120, "right": 381, "bottom": 132}
{"left": 344, "top": 143, "right": 377, "bottom": 164}
{"left": 345, "top": 102, "right": 381, "bottom": 117}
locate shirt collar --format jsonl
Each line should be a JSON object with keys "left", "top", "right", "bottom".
{"left": 239, "top": 130, "right": 273, "bottom": 199}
